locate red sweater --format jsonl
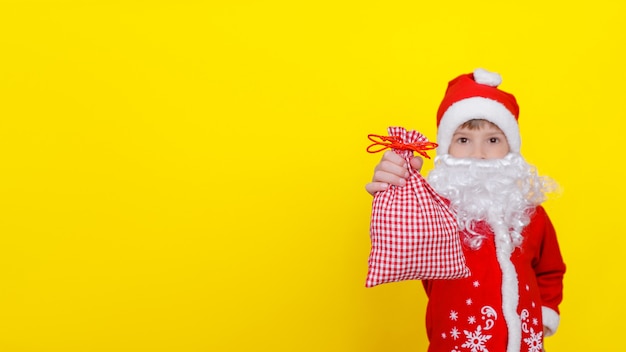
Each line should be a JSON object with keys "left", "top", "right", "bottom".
{"left": 422, "top": 206, "right": 565, "bottom": 352}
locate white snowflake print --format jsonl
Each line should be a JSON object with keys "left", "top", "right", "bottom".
{"left": 466, "top": 298, "right": 473, "bottom": 306}
{"left": 450, "top": 327, "right": 461, "bottom": 340}
{"left": 532, "top": 318, "right": 538, "bottom": 326}
{"left": 523, "top": 327, "right": 543, "bottom": 352}
{"left": 441, "top": 332, "right": 447, "bottom": 339}
{"left": 450, "top": 310, "right": 459, "bottom": 321}
{"left": 452, "top": 348, "right": 460, "bottom": 352}
{"left": 462, "top": 325, "right": 492, "bottom": 352}
{"left": 468, "top": 316, "right": 476, "bottom": 324}
{"left": 473, "top": 280, "right": 480, "bottom": 288}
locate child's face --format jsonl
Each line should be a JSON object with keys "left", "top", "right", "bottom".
{"left": 448, "top": 123, "right": 510, "bottom": 159}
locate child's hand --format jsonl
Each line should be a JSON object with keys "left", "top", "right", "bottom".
{"left": 365, "top": 151, "right": 423, "bottom": 195}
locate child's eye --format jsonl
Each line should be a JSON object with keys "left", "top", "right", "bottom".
{"left": 457, "top": 137, "right": 468, "bottom": 143}
{"left": 489, "top": 137, "right": 499, "bottom": 143}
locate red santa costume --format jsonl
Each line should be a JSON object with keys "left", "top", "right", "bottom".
{"left": 421, "top": 69, "right": 566, "bottom": 352}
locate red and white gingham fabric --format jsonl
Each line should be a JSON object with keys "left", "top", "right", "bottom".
{"left": 366, "top": 127, "right": 470, "bottom": 287}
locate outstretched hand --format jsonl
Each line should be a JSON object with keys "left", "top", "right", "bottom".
{"left": 365, "top": 151, "right": 424, "bottom": 195}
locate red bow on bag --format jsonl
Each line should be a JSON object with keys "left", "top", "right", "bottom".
{"left": 366, "top": 134, "right": 438, "bottom": 159}
{"left": 365, "top": 127, "right": 469, "bottom": 287}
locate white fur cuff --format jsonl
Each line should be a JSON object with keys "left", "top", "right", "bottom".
{"left": 542, "top": 306, "right": 560, "bottom": 336}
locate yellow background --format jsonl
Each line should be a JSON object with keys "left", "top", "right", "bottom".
{"left": 0, "top": 1, "right": 624, "bottom": 351}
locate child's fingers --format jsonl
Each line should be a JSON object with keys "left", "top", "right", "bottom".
{"left": 377, "top": 151, "right": 409, "bottom": 176}
{"left": 366, "top": 151, "right": 411, "bottom": 196}
{"left": 376, "top": 159, "right": 409, "bottom": 179}
{"left": 381, "top": 150, "right": 404, "bottom": 165}
{"left": 365, "top": 182, "right": 388, "bottom": 196}
{"left": 366, "top": 168, "right": 409, "bottom": 196}
{"left": 372, "top": 170, "right": 407, "bottom": 187}
{"left": 409, "top": 156, "right": 424, "bottom": 172}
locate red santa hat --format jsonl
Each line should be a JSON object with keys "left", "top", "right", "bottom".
{"left": 436, "top": 68, "right": 520, "bottom": 155}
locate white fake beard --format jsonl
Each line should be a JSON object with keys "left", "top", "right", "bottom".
{"left": 427, "top": 153, "right": 555, "bottom": 250}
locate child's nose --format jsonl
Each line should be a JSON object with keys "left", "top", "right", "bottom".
{"left": 470, "top": 146, "right": 486, "bottom": 159}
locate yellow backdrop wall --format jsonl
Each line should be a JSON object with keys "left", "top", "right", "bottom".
{"left": 0, "top": 1, "right": 624, "bottom": 351}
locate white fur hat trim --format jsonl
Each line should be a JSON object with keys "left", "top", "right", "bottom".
{"left": 436, "top": 96, "right": 521, "bottom": 155}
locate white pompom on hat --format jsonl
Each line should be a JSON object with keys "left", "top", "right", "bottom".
{"left": 436, "top": 68, "right": 520, "bottom": 155}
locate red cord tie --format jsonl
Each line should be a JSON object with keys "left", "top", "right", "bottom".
{"left": 367, "top": 134, "right": 438, "bottom": 159}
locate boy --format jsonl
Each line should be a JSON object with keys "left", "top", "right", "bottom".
{"left": 366, "top": 69, "right": 565, "bottom": 352}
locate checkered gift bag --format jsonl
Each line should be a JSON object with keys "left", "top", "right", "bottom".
{"left": 366, "top": 126, "right": 469, "bottom": 287}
